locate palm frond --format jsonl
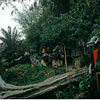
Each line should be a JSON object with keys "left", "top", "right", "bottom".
{"left": 0, "top": 26, "right": 21, "bottom": 50}
{"left": 0, "top": 36, "right": 7, "bottom": 43}
{"left": 1, "top": 28, "right": 9, "bottom": 39}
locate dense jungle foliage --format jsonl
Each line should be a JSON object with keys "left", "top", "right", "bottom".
{"left": 1, "top": 0, "right": 100, "bottom": 62}
{"left": 0, "top": 0, "right": 100, "bottom": 99}
{"left": 2, "top": 64, "right": 66, "bottom": 85}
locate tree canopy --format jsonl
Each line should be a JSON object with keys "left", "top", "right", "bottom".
{"left": 12, "top": 0, "right": 100, "bottom": 52}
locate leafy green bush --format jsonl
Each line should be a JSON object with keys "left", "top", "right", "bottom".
{"left": 53, "top": 82, "right": 79, "bottom": 99}
{"left": 2, "top": 61, "right": 9, "bottom": 66}
{"left": 2, "top": 64, "right": 65, "bottom": 85}
{"left": 2, "top": 64, "right": 46, "bottom": 85}
{"left": 0, "top": 61, "right": 10, "bottom": 74}
{"left": 53, "top": 76, "right": 90, "bottom": 99}
{"left": 79, "top": 76, "right": 89, "bottom": 91}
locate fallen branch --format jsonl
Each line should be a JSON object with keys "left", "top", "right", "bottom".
{"left": 0, "top": 67, "right": 88, "bottom": 99}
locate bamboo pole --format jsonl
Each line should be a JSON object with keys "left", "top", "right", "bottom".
{"left": 64, "top": 46, "right": 68, "bottom": 72}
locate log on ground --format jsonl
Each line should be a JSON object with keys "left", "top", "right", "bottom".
{"left": 0, "top": 67, "right": 88, "bottom": 99}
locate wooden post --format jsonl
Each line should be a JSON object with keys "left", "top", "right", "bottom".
{"left": 64, "top": 46, "right": 68, "bottom": 72}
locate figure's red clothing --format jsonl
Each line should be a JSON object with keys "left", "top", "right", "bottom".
{"left": 93, "top": 49, "right": 99, "bottom": 64}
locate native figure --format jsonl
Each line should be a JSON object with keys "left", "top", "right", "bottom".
{"left": 52, "top": 45, "right": 64, "bottom": 68}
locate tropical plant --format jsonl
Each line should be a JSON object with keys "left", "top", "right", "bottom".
{"left": 0, "top": 26, "right": 21, "bottom": 61}
{"left": 2, "top": 64, "right": 65, "bottom": 85}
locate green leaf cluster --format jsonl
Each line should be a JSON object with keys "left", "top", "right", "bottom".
{"left": 14, "top": 0, "right": 100, "bottom": 52}
{"left": 2, "top": 64, "right": 65, "bottom": 85}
